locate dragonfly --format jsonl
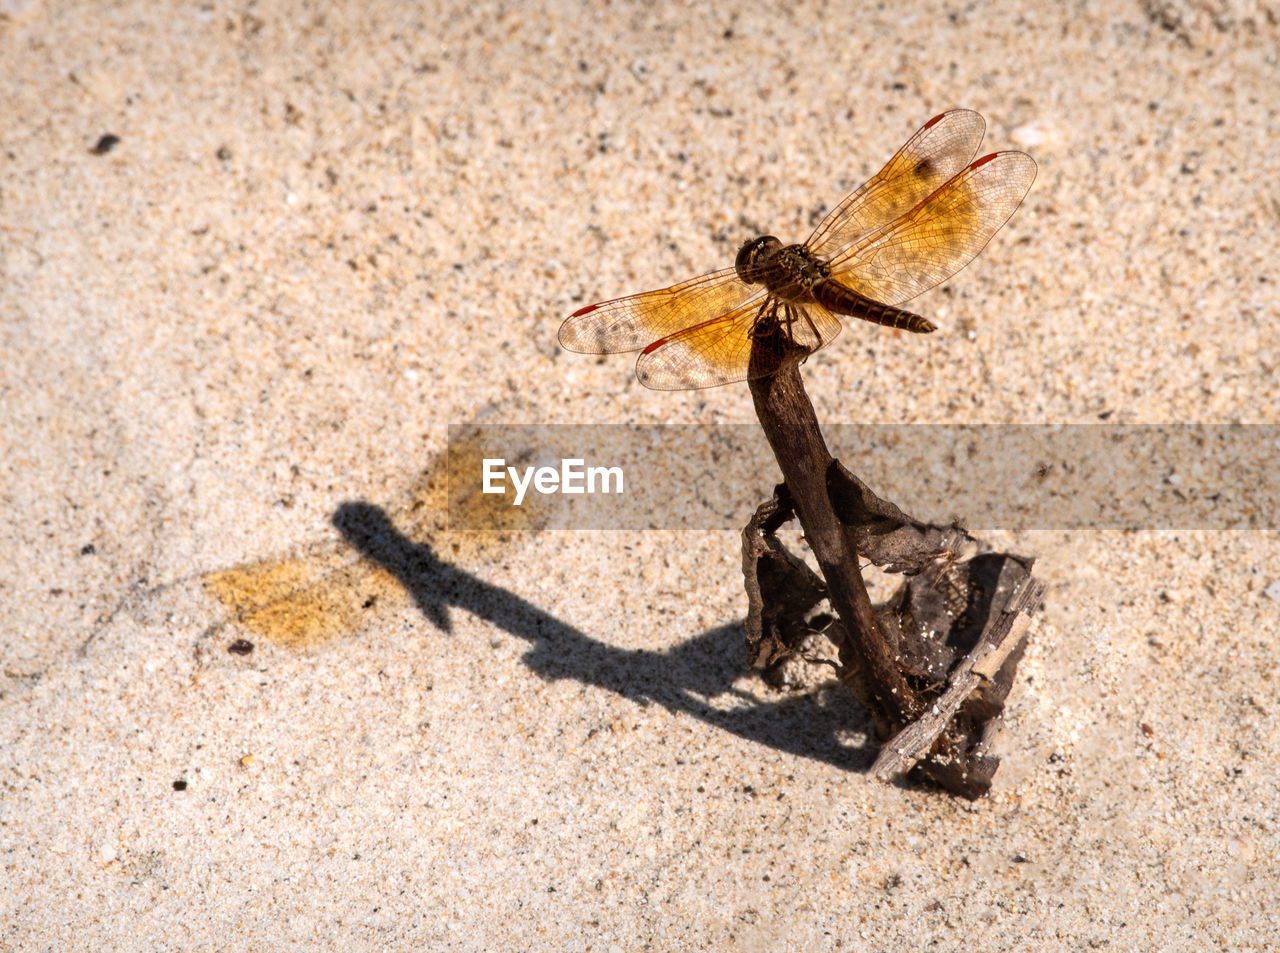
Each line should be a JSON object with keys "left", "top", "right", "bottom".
{"left": 559, "top": 109, "right": 1036, "bottom": 390}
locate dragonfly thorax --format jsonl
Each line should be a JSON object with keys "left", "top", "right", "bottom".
{"left": 735, "top": 235, "right": 829, "bottom": 301}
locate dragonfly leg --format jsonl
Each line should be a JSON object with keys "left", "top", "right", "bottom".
{"left": 786, "top": 304, "right": 803, "bottom": 341}
{"left": 749, "top": 299, "right": 779, "bottom": 339}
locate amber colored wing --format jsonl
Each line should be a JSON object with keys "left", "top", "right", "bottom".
{"left": 559, "top": 267, "right": 765, "bottom": 354}
{"left": 634, "top": 298, "right": 843, "bottom": 390}
{"left": 827, "top": 150, "right": 1036, "bottom": 307}
{"left": 805, "top": 109, "right": 987, "bottom": 259}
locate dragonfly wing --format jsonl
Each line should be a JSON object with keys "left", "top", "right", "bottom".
{"left": 805, "top": 109, "right": 987, "bottom": 259}
{"left": 634, "top": 298, "right": 842, "bottom": 390}
{"left": 559, "top": 267, "right": 761, "bottom": 354}
{"left": 828, "top": 151, "right": 1036, "bottom": 307}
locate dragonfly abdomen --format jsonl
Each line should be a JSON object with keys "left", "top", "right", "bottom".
{"left": 813, "top": 279, "right": 936, "bottom": 334}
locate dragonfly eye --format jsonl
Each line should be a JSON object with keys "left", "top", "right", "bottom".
{"left": 735, "top": 236, "right": 780, "bottom": 284}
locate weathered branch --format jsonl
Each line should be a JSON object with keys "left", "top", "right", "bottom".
{"left": 870, "top": 576, "right": 1043, "bottom": 781}
{"left": 747, "top": 343, "right": 921, "bottom": 728}
{"left": 743, "top": 332, "right": 1045, "bottom": 798}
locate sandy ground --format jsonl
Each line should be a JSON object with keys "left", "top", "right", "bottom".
{"left": 3, "top": 0, "right": 1279, "bottom": 949}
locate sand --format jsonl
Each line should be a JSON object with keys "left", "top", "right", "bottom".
{"left": 3, "top": 0, "right": 1278, "bottom": 949}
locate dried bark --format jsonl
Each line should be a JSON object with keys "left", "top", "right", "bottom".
{"left": 743, "top": 340, "right": 1044, "bottom": 799}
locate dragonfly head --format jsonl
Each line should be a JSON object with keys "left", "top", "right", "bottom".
{"left": 735, "top": 235, "right": 781, "bottom": 284}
